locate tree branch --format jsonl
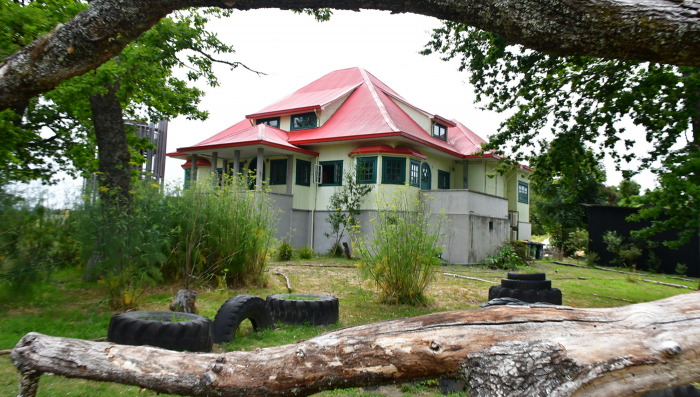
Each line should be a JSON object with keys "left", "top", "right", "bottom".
{"left": 1, "top": 0, "right": 700, "bottom": 112}
{"left": 188, "top": 47, "right": 266, "bottom": 76}
{"left": 11, "top": 292, "right": 700, "bottom": 397}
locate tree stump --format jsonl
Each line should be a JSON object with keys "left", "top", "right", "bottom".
{"left": 169, "top": 289, "right": 198, "bottom": 314}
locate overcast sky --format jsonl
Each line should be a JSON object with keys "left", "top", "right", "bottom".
{"left": 33, "top": 8, "right": 660, "bottom": 206}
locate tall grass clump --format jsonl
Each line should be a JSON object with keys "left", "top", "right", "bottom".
{"left": 163, "top": 174, "right": 278, "bottom": 288}
{"left": 74, "top": 180, "right": 170, "bottom": 308}
{"left": 0, "top": 187, "right": 79, "bottom": 293}
{"left": 353, "top": 188, "right": 446, "bottom": 305}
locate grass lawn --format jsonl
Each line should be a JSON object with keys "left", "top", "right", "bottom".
{"left": 1, "top": 258, "right": 697, "bottom": 396}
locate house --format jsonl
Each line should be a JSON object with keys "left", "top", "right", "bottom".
{"left": 168, "top": 67, "right": 531, "bottom": 263}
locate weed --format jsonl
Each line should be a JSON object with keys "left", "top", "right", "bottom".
{"left": 297, "top": 245, "right": 314, "bottom": 260}
{"left": 676, "top": 263, "right": 688, "bottom": 276}
{"left": 277, "top": 241, "right": 294, "bottom": 261}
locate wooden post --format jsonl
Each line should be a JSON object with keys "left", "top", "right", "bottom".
{"left": 256, "top": 148, "right": 264, "bottom": 190}
{"left": 211, "top": 152, "right": 218, "bottom": 186}
{"left": 286, "top": 155, "right": 293, "bottom": 195}
{"left": 190, "top": 154, "right": 198, "bottom": 182}
{"left": 233, "top": 150, "right": 240, "bottom": 176}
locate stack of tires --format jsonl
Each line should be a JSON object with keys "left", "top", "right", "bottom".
{"left": 488, "top": 272, "right": 562, "bottom": 305}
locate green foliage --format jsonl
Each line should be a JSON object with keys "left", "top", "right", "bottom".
{"left": 676, "top": 263, "right": 688, "bottom": 276}
{"left": 277, "top": 240, "right": 294, "bottom": 261}
{"left": 565, "top": 229, "right": 589, "bottom": 253}
{"left": 297, "top": 245, "right": 315, "bottom": 260}
{"left": 422, "top": 22, "right": 700, "bottom": 249}
{"left": 586, "top": 252, "right": 600, "bottom": 267}
{"left": 353, "top": 188, "right": 446, "bottom": 306}
{"left": 0, "top": 188, "right": 80, "bottom": 291}
{"left": 163, "top": 175, "right": 277, "bottom": 289}
{"left": 0, "top": 2, "right": 242, "bottom": 184}
{"left": 602, "top": 231, "right": 642, "bottom": 268}
{"left": 324, "top": 161, "right": 373, "bottom": 255}
{"left": 482, "top": 244, "right": 527, "bottom": 270}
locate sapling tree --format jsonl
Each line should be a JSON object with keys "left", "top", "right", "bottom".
{"left": 324, "top": 161, "right": 373, "bottom": 256}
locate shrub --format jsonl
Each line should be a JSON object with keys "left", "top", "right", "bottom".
{"left": 676, "top": 263, "right": 688, "bottom": 276}
{"left": 353, "top": 188, "right": 446, "bottom": 305}
{"left": 324, "top": 161, "right": 373, "bottom": 256}
{"left": 0, "top": 188, "right": 80, "bottom": 292}
{"left": 482, "top": 244, "right": 527, "bottom": 270}
{"left": 277, "top": 240, "right": 293, "bottom": 261}
{"left": 297, "top": 245, "right": 314, "bottom": 260}
{"left": 565, "top": 229, "right": 589, "bottom": 253}
{"left": 163, "top": 174, "right": 278, "bottom": 288}
{"left": 585, "top": 252, "right": 599, "bottom": 267}
{"left": 602, "top": 230, "right": 642, "bottom": 268}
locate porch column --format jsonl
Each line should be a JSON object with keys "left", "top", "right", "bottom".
{"left": 233, "top": 150, "right": 240, "bottom": 175}
{"left": 222, "top": 159, "right": 228, "bottom": 188}
{"left": 211, "top": 152, "right": 218, "bottom": 186}
{"left": 190, "top": 154, "right": 198, "bottom": 182}
{"left": 256, "top": 148, "right": 264, "bottom": 190}
{"left": 286, "top": 155, "right": 293, "bottom": 195}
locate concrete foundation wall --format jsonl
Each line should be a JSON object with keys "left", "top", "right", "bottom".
{"left": 518, "top": 222, "right": 532, "bottom": 241}
{"left": 290, "top": 210, "right": 311, "bottom": 248}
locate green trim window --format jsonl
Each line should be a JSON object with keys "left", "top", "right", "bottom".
{"left": 290, "top": 112, "right": 317, "bottom": 130}
{"left": 518, "top": 181, "right": 529, "bottom": 203}
{"left": 320, "top": 160, "right": 343, "bottom": 186}
{"left": 184, "top": 169, "right": 191, "bottom": 189}
{"left": 256, "top": 117, "right": 281, "bottom": 128}
{"left": 356, "top": 157, "right": 377, "bottom": 184}
{"left": 409, "top": 160, "right": 420, "bottom": 187}
{"left": 270, "top": 159, "right": 287, "bottom": 185}
{"left": 382, "top": 157, "right": 406, "bottom": 184}
{"left": 437, "top": 170, "right": 450, "bottom": 189}
{"left": 296, "top": 159, "right": 311, "bottom": 186}
{"left": 433, "top": 123, "right": 447, "bottom": 141}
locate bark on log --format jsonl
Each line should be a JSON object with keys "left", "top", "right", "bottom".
{"left": 273, "top": 271, "right": 293, "bottom": 293}
{"left": 2, "top": 0, "right": 700, "bottom": 111}
{"left": 11, "top": 292, "right": 700, "bottom": 397}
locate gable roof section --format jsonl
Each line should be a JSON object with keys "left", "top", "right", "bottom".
{"left": 448, "top": 119, "right": 487, "bottom": 156}
{"left": 246, "top": 68, "right": 365, "bottom": 119}
{"left": 178, "top": 123, "right": 318, "bottom": 156}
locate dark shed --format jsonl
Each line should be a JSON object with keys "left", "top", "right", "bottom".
{"left": 583, "top": 204, "right": 699, "bottom": 277}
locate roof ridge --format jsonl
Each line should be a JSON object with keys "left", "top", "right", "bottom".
{"left": 452, "top": 119, "right": 480, "bottom": 148}
{"left": 201, "top": 123, "right": 255, "bottom": 145}
{"left": 358, "top": 68, "right": 399, "bottom": 133}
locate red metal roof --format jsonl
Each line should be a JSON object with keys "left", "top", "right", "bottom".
{"left": 178, "top": 123, "right": 319, "bottom": 156}
{"left": 348, "top": 145, "right": 427, "bottom": 160}
{"left": 178, "top": 67, "right": 504, "bottom": 162}
{"left": 448, "top": 119, "right": 487, "bottom": 156}
{"left": 182, "top": 158, "right": 212, "bottom": 168}
{"left": 246, "top": 68, "right": 365, "bottom": 119}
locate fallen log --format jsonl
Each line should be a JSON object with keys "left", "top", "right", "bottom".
{"left": 273, "top": 271, "right": 293, "bottom": 293}
{"left": 640, "top": 279, "right": 695, "bottom": 290}
{"left": 442, "top": 272, "right": 499, "bottom": 284}
{"left": 11, "top": 292, "right": 700, "bottom": 397}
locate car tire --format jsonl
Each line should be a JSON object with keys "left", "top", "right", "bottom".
{"left": 107, "top": 311, "right": 213, "bottom": 352}
{"left": 212, "top": 295, "right": 275, "bottom": 344}
{"left": 266, "top": 293, "right": 339, "bottom": 325}
{"left": 507, "top": 272, "right": 546, "bottom": 281}
{"left": 501, "top": 278, "right": 552, "bottom": 291}
{"left": 488, "top": 285, "right": 562, "bottom": 305}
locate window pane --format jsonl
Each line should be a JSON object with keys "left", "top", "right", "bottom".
{"left": 386, "top": 161, "right": 401, "bottom": 182}
{"left": 410, "top": 162, "right": 419, "bottom": 186}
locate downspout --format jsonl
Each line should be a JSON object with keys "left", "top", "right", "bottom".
{"left": 311, "top": 160, "right": 318, "bottom": 251}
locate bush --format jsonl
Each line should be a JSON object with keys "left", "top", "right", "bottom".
{"left": 602, "top": 230, "right": 641, "bottom": 268}
{"left": 585, "top": 252, "right": 599, "bottom": 267}
{"left": 482, "top": 244, "right": 527, "bottom": 270}
{"left": 277, "top": 240, "right": 293, "bottom": 261}
{"left": 565, "top": 229, "right": 589, "bottom": 253}
{"left": 676, "top": 263, "right": 688, "bottom": 276}
{"left": 353, "top": 188, "right": 446, "bottom": 306}
{"left": 0, "top": 188, "right": 80, "bottom": 292}
{"left": 297, "top": 245, "right": 315, "bottom": 260}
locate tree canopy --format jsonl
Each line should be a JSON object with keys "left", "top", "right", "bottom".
{"left": 422, "top": 23, "right": 700, "bottom": 247}
{"left": 0, "top": 1, "right": 245, "bottom": 185}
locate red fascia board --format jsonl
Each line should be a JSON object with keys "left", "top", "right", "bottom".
{"left": 166, "top": 152, "right": 187, "bottom": 157}
{"left": 291, "top": 131, "right": 464, "bottom": 159}
{"left": 246, "top": 106, "right": 321, "bottom": 120}
{"left": 178, "top": 141, "right": 319, "bottom": 157}
{"left": 463, "top": 153, "right": 533, "bottom": 170}
{"left": 432, "top": 115, "right": 457, "bottom": 127}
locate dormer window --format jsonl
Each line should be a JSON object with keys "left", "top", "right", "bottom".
{"left": 433, "top": 123, "right": 447, "bottom": 141}
{"left": 256, "top": 117, "right": 280, "bottom": 128}
{"left": 291, "top": 112, "right": 317, "bottom": 130}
